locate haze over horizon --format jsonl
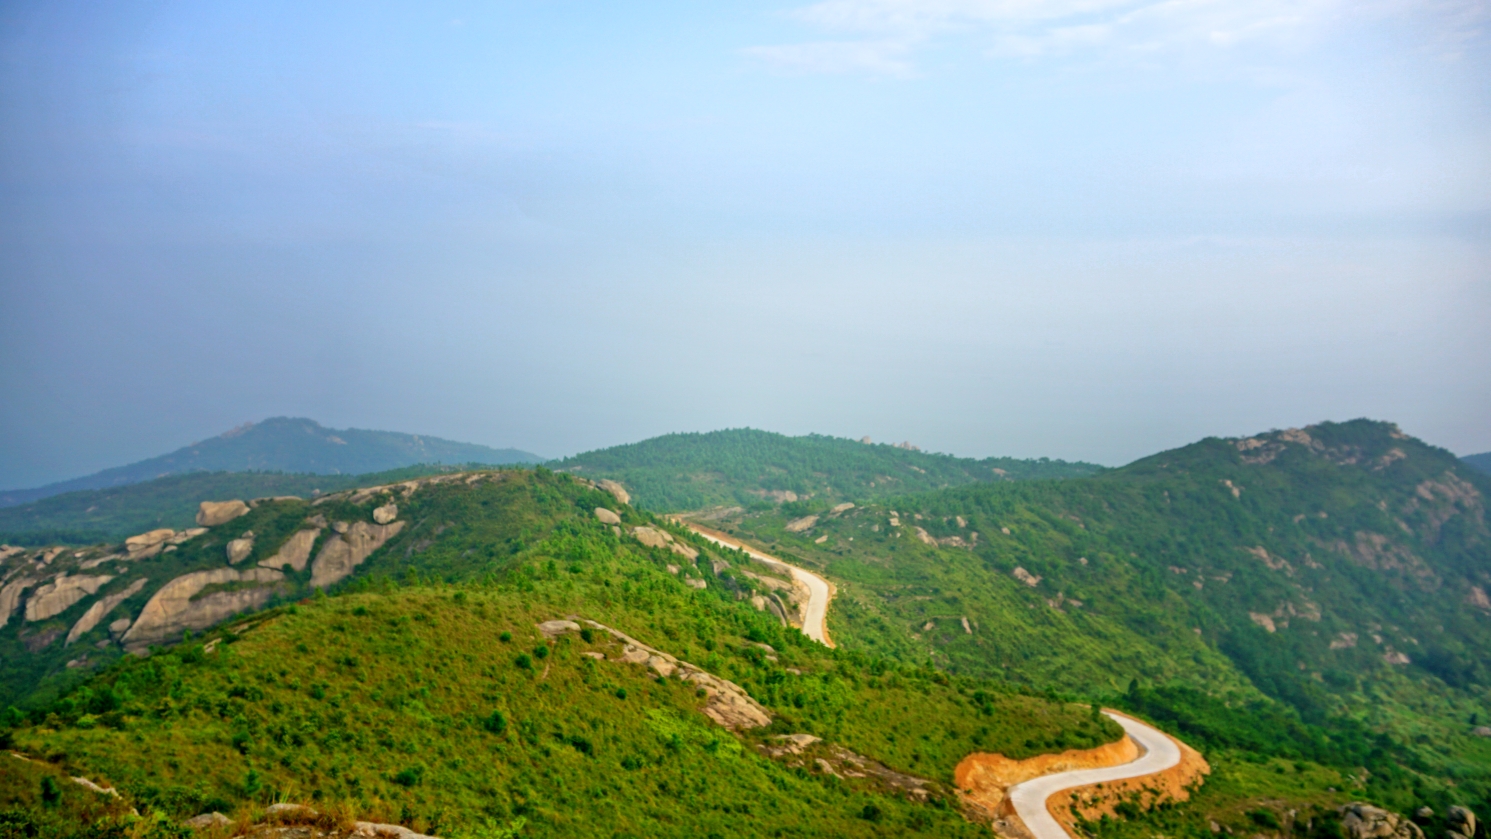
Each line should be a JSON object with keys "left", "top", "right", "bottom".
{"left": 2, "top": 1, "right": 1488, "bottom": 490}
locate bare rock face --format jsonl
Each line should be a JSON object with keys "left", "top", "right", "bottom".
{"left": 594, "top": 508, "right": 621, "bottom": 525}
{"left": 183, "top": 812, "right": 230, "bottom": 830}
{"left": 784, "top": 516, "right": 818, "bottom": 533}
{"left": 537, "top": 619, "right": 581, "bottom": 637}
{"left": 631, "top": 527, "right": 670, "bottom": 549}
{"left": 66, "top": 579, "right": 147, "bottom": 645}
{"left": 25, "top": 574, "right": 114, "bottom": 622}
{"left": 196, "top": 500, "right": 250, "bottom": 527}
{"left": 125, "top": 529, "right": 175, "bottom": 554}
{"left": 121, "top": 567, "right": 286, "bottom": 652}
{"left": 259, "top": 528, "right": 321, "bottom": 572}
{"left": 1447, "top": 806, "right": 1477, "bottom": 839}
{"left": 1341, "top": 804, "right": 1426, "bottom": 839}
{"left": 598, "top": 479, "right": 630, "bottom": 505}
{"left": 1013, "top": 567, "right": 1042, "bottom": 587}
{"left": 309, "top": 521, "right": 405, "bottom": 589}
{"left": 107, "top": 617, "right": 131, "bottom": 638}
{"left": 373, "top": 503, "right": 398, "bottom": 525}
{"left": 226, "top": 537, "right": 255, "bottom": 564}
{"left": 0, "top": 576, "right": 36, "bottom": 626}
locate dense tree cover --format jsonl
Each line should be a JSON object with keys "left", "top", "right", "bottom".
{"left": 0, "top": 470, "right": 1117, "bottom": 838}
{"left": 715, "top": 420, "right": 1491, "bottom": 824}
{"left": 554, "top": 428, "right": 1102, "bottom": 511}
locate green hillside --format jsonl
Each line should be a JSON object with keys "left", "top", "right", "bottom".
{"left": 0, "top": 468, "right": 1113, "bottom": 838}
{"left": 0, "top": 417, "right": 544, "bottom": 509}
{"left": 555, "top": 429, "right": 1103, "bottom": 511}
{"left": 0, "top": 465, "right": 470, "bottom": 546}
{"left": 703, "top": 420, "right": 1491, "bottom": 822}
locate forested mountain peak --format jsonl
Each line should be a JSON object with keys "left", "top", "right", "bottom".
{"left": 555, "top": 427, "right": 1104, "bottom": 511}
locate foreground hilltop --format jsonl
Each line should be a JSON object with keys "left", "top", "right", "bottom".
{"left": 0, "top": 466, "right": 1116, "bottom": 838}
{"left": 556, "top": 428, "right": 1103, "bottom": 511}
{"left": 0, "top": 418, "right": 544, "bottom": 509}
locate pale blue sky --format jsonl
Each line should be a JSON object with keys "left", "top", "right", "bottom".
{"left": 1, "top": 0, "right": 1488, "bottom": 487}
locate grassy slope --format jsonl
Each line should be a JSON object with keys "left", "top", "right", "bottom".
{"left": 554, "top": 428, "right": 1103, "bottom": 512}
{"left": 3, "top": 469, "right": 1117, "bottom": 838}
{"left": 708, "top": 420, "right": 1491, "bottom": 823}
{"left": 0, "top": 465, "right": 472, "bottom": 546}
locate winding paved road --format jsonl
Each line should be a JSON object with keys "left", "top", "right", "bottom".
{"left": 1006, "top": 711, "right": 1182, "bottom": 839}
{"left": 679, "top": 522, "right": 834, "bottom": 647}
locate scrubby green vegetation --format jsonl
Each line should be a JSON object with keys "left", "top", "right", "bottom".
{"left": 555, "top": 428, "right": 1102, "bottom": 511}
{"left": 1, "top": 467, "right": 1117, "bottom": 838}
{"left": 711, "top": 420, "right": 1491, "bottom": 824}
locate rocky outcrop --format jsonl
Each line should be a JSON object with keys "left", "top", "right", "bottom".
{"left": 631, "top": 526, "right": 669, "bottom": 548}
{"left": 1446, "top": 806, "right": 1477, "bottom": 839}
{"left": 259, "top": 528, "right": 321, "bottom": 572}
{"left": 124, "top": 529, "right": 175, "bottom": 559}
{"left": 1340, "top": 803, "right": 1425, "bottom": 839}
{"left": 597, "top": 479, "right": 630, "bottom": 505}
{"left": 196, "top": 500, "right": 250, "bottom": 527}
{"left": 0, "top": 576, "right": 36, "bottom": 625}
{"left": 594, "top": 508, "right": 621, "bottom": 525}
{"left": 1013, "top": 567, "right": 1041, "bottom": 587}
{"left": 545, "top": 617, "right": 772, "bottom": 730}
{"left": 121, "top": 567, "right": 286, "bottom": 652}
{"left": 785, "top": 515, "right": 818, "bottom": 533}
{"left": 66, "top": 578, "right": 147, "bottom": 645}
{"left": 372, "top": 503, "right": 398, "bottom": 525}
{"left": 226, "top": 536, "right": 255, "bottom": 564}
{"left": 183, "top": 812, "right": 230, "bottom": 830}
{"left": 309, "top": 521, "right": 405, "bottom": 589}
{"left": 25, "top": 574, "right": 114, "bottom": 622}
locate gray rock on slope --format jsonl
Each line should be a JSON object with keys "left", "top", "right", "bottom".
{"left": 309, "top": 521, "right": 405, "bottom": 589}
{"left": 25, "top": 574, "right": 114, "bottom": 622}
{"left": 1340, "top": 803, "right": 1426, "bottom": 839}
{"left": 597, "top": 479, "right": 630, "bottom": 505}
{"left": 784, "top": 515, "right": 818, "bottom": 533}
{"left": 1447, "top": 806, "right": 1477, "bottom": 839}
{"left": 121, "top": 567, "right": 286, "bottom": 652}
{"left": 594, "top": 508, "right": 621, "bottom": 525}
{"left": 66, "top": 578, "right": 148, "bottom": 645}
{"left": 196, "top": 500, "right": 250, "bottom": 527}
{"left": 373, "top": 503, "right": 398, "bottom": 525}
{"left": 0, "top": 576, "right": 36, "bottom": 625}
{"left": 226, "top": 536, "right": 255, "bottom": 564}
{"left": 259, "top": 528, "right": 322, "bottom": 572}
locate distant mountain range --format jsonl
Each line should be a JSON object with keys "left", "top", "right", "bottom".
{"left": 1464, "top": 451, "right": 1491, "bottom": 475}
{"left": 0, "top": 417, "right": 544, "bottom": 508}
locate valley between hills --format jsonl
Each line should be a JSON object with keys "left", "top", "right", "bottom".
{"left": 0, "top": 421, "right": 1487, "bottom": 839}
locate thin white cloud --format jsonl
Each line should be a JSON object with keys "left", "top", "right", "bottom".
{"left": 748, "top": 0, "right": 1488, "bottom": 72}
{"left": 741, "top": 39, "right": 918, "bottom": 76}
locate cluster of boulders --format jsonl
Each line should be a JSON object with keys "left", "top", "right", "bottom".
{"left": 1342, "top": 803, "right": 1480, "bottom": 839}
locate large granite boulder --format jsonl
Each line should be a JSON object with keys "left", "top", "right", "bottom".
{"left": 66, "top": 579, "right": 147, "bottom": 645}
{"left": 259, "top": 528, "right": 322, "bottom": 572}
{"left": 226, "top": 536, "right": 255, "bottom": 564}
{"left": 121, "top": 567, "right": 285, "bottom": 652}
{"left": 598, "top": 480, "right": 630, "bottom": 505}
{"left": 25, "top": 574, "right": 114, "bottom": 622}
{"left": 1447, "top": 806, "right": 1477, "bottom": 839}
{"left": 594, "top": 508, "right": 621, "bottom": 525}
{"left": 309, "top": 521, "right": 405, "bottom": 589}
{"left": 196, "top": 500, "right": 249, "bottom": 527}
{"left": 373, "top": 503, "right": 398, "bottom": 525}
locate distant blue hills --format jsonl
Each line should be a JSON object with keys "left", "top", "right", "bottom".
{"left": 0, "top": 417, "right": 544, "bottom": 508}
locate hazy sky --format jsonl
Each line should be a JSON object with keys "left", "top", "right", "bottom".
{"left": 2, "top": 1, "right": 1488, "bottom": 488}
